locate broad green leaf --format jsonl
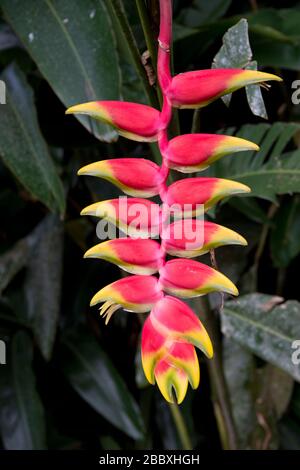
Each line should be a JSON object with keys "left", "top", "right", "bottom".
{"left": 262, "top": 366, "right": 294, "bottom": 420}
{"left": 24, "top": 215, "right": 63, "bottom": 361}
{"left": 0, "top": 331, "right": 46, "bottom": 449}
{"left": 221, "top": 294, "right": 300, "bottom": 381}
{"left": 60, "top": 327, "right": 144, "bottom": 440}
{"left": 213, "top": 19, "right": 252, "bottom": 68}
{"left": 271, "top": 196, "right": 300, "bottom": 268}
{"left": 223, "top": 338, "right": 293, "bottom": 449}
{"left": 213, "top": 19, "right": 267, "bottom": 118}
{"left": 208, "top": 122, "right": 300, "bottom": 202}
{"left": 0, "top": 64, "right": 65, "bottom": 214}
{"left": 250, "top": 365, "right": 293, "bottom": 450}
{"left": 223, "top": 337, "right": 256, "bottom": 448}
{"left": 1, "top": 0, "right": 121, "bottom": 142}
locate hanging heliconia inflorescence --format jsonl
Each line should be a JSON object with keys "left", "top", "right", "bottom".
{"left": 66, "top": 0, "right": 281, "bottom": 404}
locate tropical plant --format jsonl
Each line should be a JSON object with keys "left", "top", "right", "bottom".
{"left": 65, "top": 0, "right": 280, "bottom": 407}
{"left": 0, "top": 0, "right": 300, "bottom": 452}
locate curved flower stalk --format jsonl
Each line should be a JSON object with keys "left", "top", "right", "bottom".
{"left": 66, "top": 0, "right": 281, "bottom": 404}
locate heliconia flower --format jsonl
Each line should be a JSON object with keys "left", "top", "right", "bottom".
{"left": 90, "top": 275, "right": 164, "bottom": 323}
{"left": 66, "top": 101, "right": 162, "bottom": 142}
{"left": 165, "top": 133, "right": 259, "bottom": 173}
{"left": 141, "top": 312, "right": 202, "bottom": 390}
{"left": 84, "top": 238, "right": 164, "bottom": 275}
{"left": 161, "top": 219, "right": 247, "bottom": 257}
{"left": 141, "top": 310, "right": 204, "bottom": 404}
{"left": 66, "top": 0, "right": 279, "bottom": 405}
{"left": 148, "top": 296, "right": 213, "bottom": 357}
{"left": 164, "top": 177, "right": 250, "bottom": 216}
{"left": 141, "top": 295, "right": 214, "bottom": 402}
{"left": 167, "top": 69, "right": 282, "bottom": 108}
{"left": 78, "top": 158, "right": 166, "bottom": 197}
{"left": 81, "top": 198, "right": 161, "bottom": 237}
{"left": 159, "top": 259, "right": 238, "bottom": 297}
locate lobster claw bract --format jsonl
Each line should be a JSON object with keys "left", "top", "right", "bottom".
{"left": 84, "top": 238, "right": 164, "bottom": 275}
{"left": 78, "top": 158, "right": 166, "bottom": 197}
{"left": 167, "top": 69, "right": 282, "bottom": 109}
{"left": 90, "top": 275, "right": 164, "bottom": 323}
{"left": 161, "top": 220, "right": 247, "bottom": 257}
{"left": 159, "top": 259, "right": 238, "bottom": 297}
{"left": 164, "top": 177, "right": 250, "bottom": 216}
{"left": 66, "top": 101, "right": 162, "bottom": 142}
{"left": 165, "top": 133, "right": 259, "bottom": 173}
{"left": 81, "top": 198, "right": 161, "bottom": 238}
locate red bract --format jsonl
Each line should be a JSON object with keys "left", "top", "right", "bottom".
{"left": 81, "top": 198, "right": 161, "bottom": 237}
{"left": 161, "top": 220, "right": 247, "bottom": 257}
{"left": 66, "top": 0, "right": 281, "bottom": 404}
{"left": 66, "top": 101, "right": 162, "bottom": 142}
{"left": 79, "top": 158, "right": 166, "bottom": 197}
{"left": 84, "top": 238, "right": 164, "bottom": 275}
{"left": 164, "top": 177, "right": 250, "bottom": 215}
{"left": 159, "top": 259, "right": 238, "bottom": 297}
{"left": 165, "top": 134, "right": 259, "bottom": 172}
{"left": 167, "top": 69, "right": 282, "bottom": 108}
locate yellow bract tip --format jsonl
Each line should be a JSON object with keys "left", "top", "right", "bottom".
{"left": 230, "top": 70, "right": 283, "bottom": 90}
{"left": 218, "top": 179, "right": 251, "bottom": 196}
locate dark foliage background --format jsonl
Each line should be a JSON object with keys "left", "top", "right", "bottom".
{"left": 0, "top": 0, "right": 300, "bottom": 450}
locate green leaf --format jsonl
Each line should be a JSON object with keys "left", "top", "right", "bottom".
{"left": 0, "top": 64, "right": 65, "bottom": 214}
{"left": 208, "top": 122, "right": 300, "bottom": 202}
{"left": 212, "top": 18, "right": 267, "bottom": 118}
{"left": 213, "top": 19, "right": 252, "bottom": 68}
{"left": 223, "top": 337, "right": 256, "bottom": 448}
{"left": 221, "top": 294, "right": 300, "bottom": 381}
{"left": 60, "top": 327, "right": 144, "bottom": 440}
{"left": 245, "top": 60, "right": 267, "bottom": 120}
{"left": 1, "top": 0, "right": 121, "bottom": 142}
{"left": 0, "top": 237, "right": 31, "bottom": 295}
{"left": 271, "top": 196, "right": 300, "bottom": 268}
{"left": 223, "top": 338, "right": 294, "bottom": 449}
{"left": 249, "top": 9, "right": 300, "bottom": 70}
{"left": 262, "top": 366, "right": 294, "bottom": 420}
{"left": 177, "top": 0, "right": 231, "bottom": 28}
{"left": 24, "top": 215, "right": 63, "bottom": 361}
{"left": 0, "top": 331, "right": 46, "bottom": 449}
{"left": 250, "top": 364, "right": 293, "bottom": 450}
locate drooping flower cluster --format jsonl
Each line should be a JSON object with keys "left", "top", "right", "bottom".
{"left": 66, "top": 0, "right": 280, "bottom": 404}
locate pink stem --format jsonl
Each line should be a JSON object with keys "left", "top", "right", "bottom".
{"left": 158, "top": 0, "right": 173, "bottom": 46}
{"left": 156, "top": 1, "right": 173, "bottom": 262}
{"left": 157, "top": 0, "right": 173, "bottom": 94}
